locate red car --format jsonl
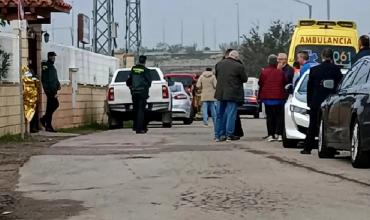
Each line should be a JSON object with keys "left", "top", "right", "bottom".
{"left": 165, "top": 73, "right": 198, "bottom": 94}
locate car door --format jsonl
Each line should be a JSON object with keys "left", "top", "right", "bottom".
{"left": 338, "top": 60, "right": 370, "bottom": 147}
{"left": 359, "top": 71, "right": 370, "bottom": 147}
{"left": 325, "top": 63, "right": 360, "bottom": 145}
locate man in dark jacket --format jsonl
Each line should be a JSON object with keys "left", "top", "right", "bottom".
{"left": 40, "top": 52, "right": 61, "bottom": 132}
{"left": 301, "top": 48, "right": 343, "bottom": 154}
{"left": 278, "top": 53, "right": 294, "bottom": 86}
{"left": 214, "top": 50, "right": 248, "bottom": 142}
{"left": 259, "top": 54, "right": 287, "bottom": 142}
{"left": 127, "top": 55, "right": 152, "bottom": 134}
{"left": 352, "top": 35, "right": 370, "bottom": 65}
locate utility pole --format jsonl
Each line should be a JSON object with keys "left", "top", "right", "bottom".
{"left": 327, "top": 0, "right": 331, "bottom": 20}
{"left": 202, "top": 19, "right": 205, "bottom": 49}
{"left": 236, "top": 2, "right": 240, "bottom": 46}
{"left": 293, "top": 0, "right": 313, "bottom": 19}
{"left": 213, "top": 19, "right": 217, "bottom": 50}
{"left": 181, "top": 19, "right": 184, "bottom": 46}
{"left": 93, "top": 0, "right": 115, "bottom": 55}
{"left": 71, "top": 0, "right": 75, "bottom": 46}
{"left": 125, "top": 0, "right": 142, "bottom": 57}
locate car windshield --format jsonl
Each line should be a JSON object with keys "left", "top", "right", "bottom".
{"left": 244, "top": 89, "right": 254, "bottom": 96}
{"left": 295, "top": 74, "right": 309, "bottom": 103}
{"left": 295, "top": 45, "right": 356, "bottom": 69}
{"left": 115, "top": 69, "right": 161, "bottom": 83}
{"left": 166, "top": 76, "right": 193, "bottom": 87}
{"left": 170, "top": 84, "right": 183, "bottom": 93}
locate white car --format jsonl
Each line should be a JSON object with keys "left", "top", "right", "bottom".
{"left": 283, "top": 71, "right": 310, "bottom": 148}
{"left": 283, "top": 68, "right": 348, "bottom": 148}
{"left": 106, "top": 67, "right": 172, "bottom": 129}
{"left": 170, "top": 82, "right": 194, "bottom": 125}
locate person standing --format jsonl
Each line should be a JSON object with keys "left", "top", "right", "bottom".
{"left": 258, "top": 55, "right": 286, "bottom": 142}
{"left": 294, "top": 51, "right": 311, "bottom": 87}
{"left": 40, "top": 52, "right": 60, "bottom": 132}
{"left": 352, "top": 35, "right": 370, "bottom": 65}
{"left": 277, "top": 53, "right": 294, "bottom": 86}
{"left": 301, "top": 48, "right": 343, "bottom": 154}
{"left": 214, "top": 50, "right": 248, "bottom": 142}
{"left": 127, "top": 55, "right": 152, "bottom": 134}
{"left": 196, "top": 67, "right": 217, "bottom": 128}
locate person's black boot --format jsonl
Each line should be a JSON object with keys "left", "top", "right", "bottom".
{"left": 40, "top": 117, "right": 46, "bottom": 129}
{"left": 300, "top": 149, "right": 311, "bottom": 155}
{"left": 46, "top": 127, "right": 57, "bottom": 133}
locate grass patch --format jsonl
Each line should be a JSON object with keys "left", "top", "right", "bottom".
{"left": 58, "top": 123, "right": 109, "bottom": 134}
{"left": 0, "top": 134, "right": 33, "bottom": 143}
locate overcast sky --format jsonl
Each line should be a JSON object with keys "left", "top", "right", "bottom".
{"left": 45, "top": 0, "right": 370, "bottom": 50}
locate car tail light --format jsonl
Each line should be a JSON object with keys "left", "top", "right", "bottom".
{"left": 174, "top": 94, "right": 188, "bottom": 100}
{"left": 107, "top": 87, "right": 114, "bottom": 101}
{"left": 246, "top": 96, "right": 257, "bottom": 103}
{"left": 162, "top": 85, "right": 169, "bottom": 99}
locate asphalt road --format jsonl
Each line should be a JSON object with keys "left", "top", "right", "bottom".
{"left": 17, "top": 118, "right": 370, "bottom": 220}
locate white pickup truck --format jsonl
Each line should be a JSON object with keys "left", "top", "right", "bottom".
{"left": 106, "top": 67, "right": 172, "bottom": 129}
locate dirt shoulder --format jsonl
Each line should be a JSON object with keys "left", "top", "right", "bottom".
{"left": 0, "top": 126, "right": 106, "bottom": 220}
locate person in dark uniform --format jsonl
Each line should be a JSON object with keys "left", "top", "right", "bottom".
{"left": 352, "top": 35, "right": 370, "bottom": 65}
{"left": 40, "top": 52, "right": 61, "bottom": 132}
{"left": 126, "top": 55, "right": 152, "bottom": 134}
{"left": 301, "top": 48, "right": 343, "bottom": 154}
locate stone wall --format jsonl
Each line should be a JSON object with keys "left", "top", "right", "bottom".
{"left": 0, "top": 84, "right": 21, "bottom": 135}
{"left": 41, "top": 84, "right": 107, "bottom": 129}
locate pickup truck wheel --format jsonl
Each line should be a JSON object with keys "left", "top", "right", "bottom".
{"left": 162, "top": 122, "right": 172, "bottom": 128}
{"left": 108, "top": 116, "right": 123, "bottom": 129}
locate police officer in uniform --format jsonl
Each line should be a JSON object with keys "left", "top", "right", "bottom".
{"left": 301, "top": 48, "right": 343, "bottom": 154}
{"left": 127, "top": 55, "right": 152, "bottom": 134}
{"left": 40, "top": 52, "right": 61, "bottom": 132}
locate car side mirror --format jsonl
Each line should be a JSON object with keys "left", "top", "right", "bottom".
{"left": 285, "top": 84, "right": 294, "bottom": 94}
{"left": 322, "top": 80, "right": 335, "bottom": 90}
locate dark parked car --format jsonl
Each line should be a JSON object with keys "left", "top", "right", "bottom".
{"left": 319, "top": 56, "right": 370, "bottom": 168}
{"left": 238, "top": 89, "right": 260, "bottom": 118}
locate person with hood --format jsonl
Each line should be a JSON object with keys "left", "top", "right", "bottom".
{"left": 258, "top": 54, "right": 287, "bottom": 142}
{"left": 214, "top": 50, "right": 248, "bottom": 142}
{"left": 197, "top": 67, "right": 217, "bottom": 128}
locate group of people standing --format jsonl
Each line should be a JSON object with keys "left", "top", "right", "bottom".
{"left": 197, "top": 49, "right": 248, "bottom": 142}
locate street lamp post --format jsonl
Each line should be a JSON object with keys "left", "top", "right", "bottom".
{"left": 327, "top": 0, "right": 331, "bottom": 20}
{"left": 293, "top": 0, "right": 313, "bottom": 19}
{"left": 236, "top": 2, "right": 240, "bottom": 46}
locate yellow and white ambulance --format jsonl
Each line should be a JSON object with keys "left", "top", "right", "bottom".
{"left": 288, "top": 20, "right": 359, "bottom": 69}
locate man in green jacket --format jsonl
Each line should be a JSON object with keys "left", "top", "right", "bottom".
{"left": 41, "top": 52, "right": 61, "bottom": 132}
{"left": 126, "top": 55, "right": 152, "bottom": 134}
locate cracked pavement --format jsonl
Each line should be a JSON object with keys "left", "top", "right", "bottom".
{"left": 16, "top": 119, "right": 370, "bottom": 220}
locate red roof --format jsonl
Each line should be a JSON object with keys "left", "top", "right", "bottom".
{"left": 0, "top": 0, "right": 71, "bottom": 11}
{"left": 0, "top": 0, "right": 72, "bottom": 22}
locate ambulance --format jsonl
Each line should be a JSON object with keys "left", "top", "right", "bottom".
{"left": 288, "top": 20, "right": 359, "bottom": 69}
{"left": 283, "top": 20, "right": 359, "bottom": 148}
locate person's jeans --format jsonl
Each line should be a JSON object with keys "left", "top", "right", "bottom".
{"left": 215, "top": 101, "right": 238, "bottom": 139}
{"left": 202, "top": 101, "right": 216, "bottom": 125}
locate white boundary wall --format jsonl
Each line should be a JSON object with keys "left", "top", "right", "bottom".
{"left": 0, "top": 32, "right": 20, "bottom": 83}
{"left": 42, "top": 43, "right": 118, "bottom": 86}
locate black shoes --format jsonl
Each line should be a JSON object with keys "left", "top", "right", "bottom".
{"left": 136, "top": 130, "right": 147, "bottom": 134}
{"left": 46, "top": 127, "right": 57, "bottom": 133}
{"left": 226, "top": 136, "right": 241, "bottom": 142}
{"left": 40, "top": 117, "right": 46, "bottom": 128}
{"left": 300, "top": 149, "right": 312, "bottom": 155}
